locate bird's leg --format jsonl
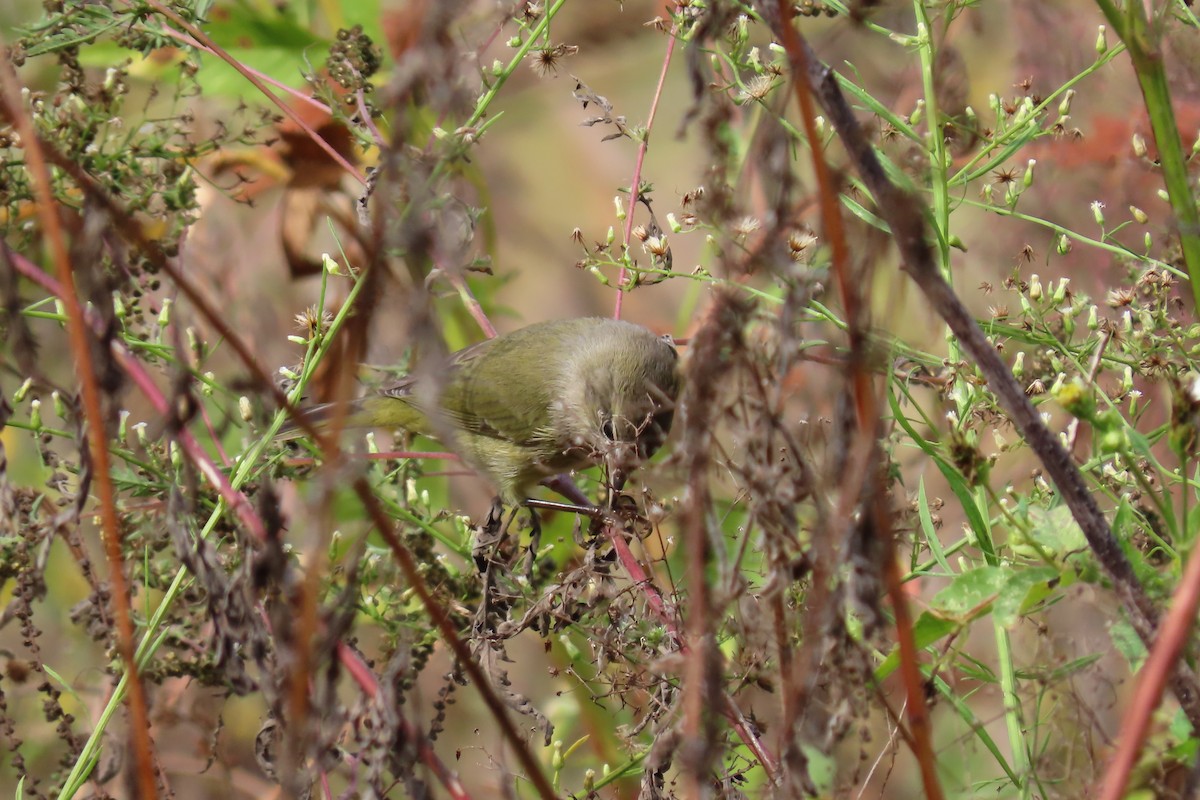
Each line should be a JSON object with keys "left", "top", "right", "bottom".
{"left": 532, "top": 474, "right": 605, "bottom": 524}
{"left": 539, "top": 474, "right": 594, "bottom": 509}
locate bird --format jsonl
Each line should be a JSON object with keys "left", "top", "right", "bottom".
{"left": 283, "top": 317, "right": 681, "bottom": 528}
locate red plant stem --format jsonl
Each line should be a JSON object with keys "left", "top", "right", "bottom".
{"left": 606, "top": 522, "right": 780, "bottom": 781}
{"left": 10, "top": 240, "right": 476, "bottom": 800}
{"left": 0, "top": 52, "right": 159, "bottom": 799}
{"left": 8, "top": 250, "right": 268, "bottom": 541}
{"left": 136, "top": 0, "right": 364, "bottom": 185}
{"left": 337, "top": 642, "right": 472, "bottom": 799}
{"left": 773, "top": 4, "right": 944, "bottom": 798}
{"left": 1098, "top": 538, "right": 1200, "bottom": 800}
{"left": 614, "top": 1, "right": 680, "bottom": 321}
{"left": 156, "top": 26, "right": 333, "bottom": 116}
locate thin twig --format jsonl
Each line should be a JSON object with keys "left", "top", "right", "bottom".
{"left": 615, "top": 2, "right": 680, "bottom": 320}
{"left": 772, "top": 5, "right": 945, "bottom": 798}
{"left": 0, "top": 46, "right": 159, "bottom": 799}
{"left": 136, "top": 0, "right": 365, "bottom": 185}
{"left": 784, "top": 8, "right": 1200, "bottom": 734}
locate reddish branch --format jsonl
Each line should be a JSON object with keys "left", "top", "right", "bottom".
{"left": 773, "top": 0, "right": 1200, "bottom": 768}
{"left": 772, "top": 5, "right": 945, "bottom": 798}
{"left": 0, "top": 49, "right": 159, "bottom": 799}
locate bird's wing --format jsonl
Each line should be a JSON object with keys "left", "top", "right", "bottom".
{"left": 376, "top": 334, "right": 556, "bottom": 445}
{"left": 443, "top": 329, "right": 564, "bottom": 447}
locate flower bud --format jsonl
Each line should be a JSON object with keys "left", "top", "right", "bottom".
{"left": 1058, "top": 90, "right": 1074, "bottom": 117}
{"left": 909, "top": 99, "right": 924, "bottom": 126}
{"left": 1029, "top": 273, "right": 1043, "bottom": 301}
{"left": 1052, "top": 277, "right": 1070, "bottom": 305}
{"left": 1096, "top": 25, "right": 1107, "bottom": 54}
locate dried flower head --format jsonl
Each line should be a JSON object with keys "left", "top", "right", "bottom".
{"left": 530, "top": 44, "right": 578, "bottom": 77}
{"left": 991, "top": 167, "right": 1018, "bottom": 185}
{"left": 294, "top": 306, "right": 333, "bottom": 337}
{"left": 1106, "top": 287, "right": 1136, "bottom": 308}
{"left": 644, "top": 235, "right": 670, "bottom": 258}
{"left": 737, "top": 74, "right": 776, "bottom": 103}
{"left": 787, "top": 230, "right": 818, "bottom": 260}
{"left": 732, "top": 215, "right": 761, "bottom": 238}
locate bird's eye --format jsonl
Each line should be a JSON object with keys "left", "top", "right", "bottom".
{"left": 601, "top": 418, "right": 616, "bottom": 440}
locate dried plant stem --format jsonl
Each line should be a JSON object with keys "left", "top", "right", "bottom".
{"left": 4, "top": 71, "right": 558, "bottom": 800}
{"left": 606, "top": 520, "right": 780, "bottom": 779}
{"left": 0, "top": 46, "right": 158, "bottom": 799}
{"left": 137, "top": 0, "right": 364, "bottom": 185}
{"left": 8, "top": 248, "right": 473, "bottom": 800}
{"left": 774, "top": 5, "right": 945, "bottom": 798}
{"left": 615, "top": 1, "right": 680, "bottom": 320}
{"left": 784, "top": 12, "right": 1200, "bottom": 735}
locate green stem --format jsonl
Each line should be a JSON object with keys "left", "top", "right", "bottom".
{"left": 1094, "top": 0, "right": 1200, "bottom": 311}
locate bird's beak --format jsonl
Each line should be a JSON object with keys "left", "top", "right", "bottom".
{"left": 607, "top": 454, "right": 629, "bottom": 506}
{"left": 610, "top": 466, "right": 628, "bottom": 492}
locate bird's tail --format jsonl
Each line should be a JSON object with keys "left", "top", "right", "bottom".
{"left": 276, "top": 395, "right": 427, "bottom": 441}
{"left": 275, "top": 398, "right": 369, "bottom": 442}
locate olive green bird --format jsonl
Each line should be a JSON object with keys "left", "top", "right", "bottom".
{"left": 285, "top": 317, "right": 680, "bottom": 512}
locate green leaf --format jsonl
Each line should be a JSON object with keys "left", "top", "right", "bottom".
{"left": 992, "top": 565, "right": 1061, "bottom": 628}
{"left": 800, "top": 744, "right": 836, "bottom": 795}
{"left": 1012, "top": 505, "right": 1087, "bottom": 562}
{"left": 1110, "top": 618, "right": 1148, "bottom": 671}
{"left": 931, "top": 565, "right": 1007, "bottom": 621}
{"left": 875, "top": 612, "right": 957, "bottom": 681}
{"left": 917, "top": 477, "right": 952, "bottom": 575}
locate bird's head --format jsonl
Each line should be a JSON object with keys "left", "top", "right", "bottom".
{"left": 558, "top": 328, "right": 680, "bottom": 493}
